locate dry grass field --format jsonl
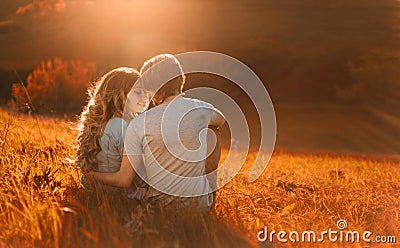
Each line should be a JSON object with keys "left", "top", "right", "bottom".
{"left": 0, "top": 108, "right": 399, "bottom": 247}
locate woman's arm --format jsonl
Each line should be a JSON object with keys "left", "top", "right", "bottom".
{"left": 86, "top": 155, "right": 142, "bottom": 188}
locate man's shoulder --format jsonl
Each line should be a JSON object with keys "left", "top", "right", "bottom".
{"left": 135, "top": 105, "right": 163, "bottom": 119}
{"left": 128, "top": 110, "right": 157, "bottom": 129}
{"left": 181, "top": 96, "right": 214, "bottom": 108}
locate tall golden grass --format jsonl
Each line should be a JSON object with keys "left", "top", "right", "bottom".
{"left": 0, "top": 108, "right": 398, "bottom": 247}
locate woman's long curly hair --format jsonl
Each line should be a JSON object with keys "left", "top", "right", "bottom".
{"left": 76, "top": 67, "right": 140, "bottom": 172}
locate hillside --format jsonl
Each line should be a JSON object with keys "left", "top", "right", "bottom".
{"left": 0, "top": 108, "right": 398, "bottom": 247}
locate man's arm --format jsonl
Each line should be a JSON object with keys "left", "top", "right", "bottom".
{"left": 86, "top": 155, "right": 142, "bottom": 188}
{"left": 205, "top": 126, "right": 221, "bottom": 174}
{"left": 209, "top": 108, "right": 225, "bottom": 127}
{"left": 206, "top": 106, "right": 224, "bottom": 174}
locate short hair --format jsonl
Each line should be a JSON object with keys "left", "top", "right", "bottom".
{"left": 140, "top": 54, "right": 185, "bottom": 105}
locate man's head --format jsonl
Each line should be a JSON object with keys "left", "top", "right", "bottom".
{"left": 140, "top": 54, "right": 185, "bottom": 105}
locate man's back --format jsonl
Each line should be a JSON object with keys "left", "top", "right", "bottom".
{"left": 124, "top": 95, "right": 220, "bottom": 208}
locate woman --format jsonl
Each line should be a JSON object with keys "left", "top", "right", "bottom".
{"left": 76, "top": 67, "right": 152, "bottom": 196}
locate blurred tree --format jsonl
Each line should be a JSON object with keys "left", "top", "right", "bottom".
{"left": 337, "top": 50, "right": 400, "bottom": 110}
{"left": 12, "top": 58, "right": 96, "bottom": 113}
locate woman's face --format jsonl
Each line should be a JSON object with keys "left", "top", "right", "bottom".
{"left": 125, "top": 86, "right": 153, "bottom": 117}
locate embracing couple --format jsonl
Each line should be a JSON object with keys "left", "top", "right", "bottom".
{"left": 76, "top": 54, "right": 225, "bottom": 212}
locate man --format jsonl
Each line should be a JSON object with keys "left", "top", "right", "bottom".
{"left": 88, "top": 54, "right": 224, "bottom": 211}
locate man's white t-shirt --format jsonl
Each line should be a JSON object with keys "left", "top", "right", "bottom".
{"left": 124, "top": 95, "right": 219, "bottom": 209}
